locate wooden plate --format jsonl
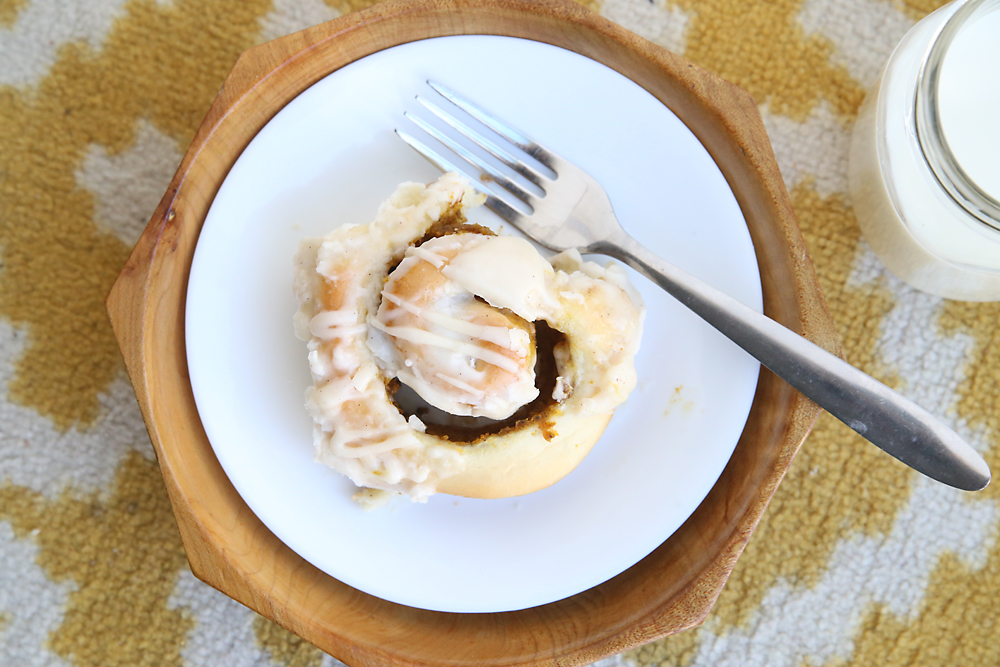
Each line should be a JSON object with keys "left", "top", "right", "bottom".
{"left": 106, "top": 0, "right": 841, "bottom": 664}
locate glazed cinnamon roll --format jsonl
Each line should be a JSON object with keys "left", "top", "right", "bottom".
{"left": 293, "top": 174, "right": 644, "bottom": 504}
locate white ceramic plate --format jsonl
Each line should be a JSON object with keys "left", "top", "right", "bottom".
{"left": 186, "top": 36, "right": 762, "bottom": 614}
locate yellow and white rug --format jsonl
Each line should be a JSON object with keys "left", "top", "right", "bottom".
{"left": 1, "top": 0, "right": 998, "bottom": 665}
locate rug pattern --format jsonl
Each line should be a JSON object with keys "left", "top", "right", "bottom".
{"left": 2, "top": 0, "right": 998, "bottom": 666}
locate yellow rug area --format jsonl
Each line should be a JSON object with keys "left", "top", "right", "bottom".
{"left": 1, "top": 1, "right": 998, "bottom": 666}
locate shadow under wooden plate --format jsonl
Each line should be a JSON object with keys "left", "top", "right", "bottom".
{"left": 106, "top": 1, "right": 841, "bottom": 665}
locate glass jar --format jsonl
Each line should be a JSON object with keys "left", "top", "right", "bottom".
{"left": 849, "top": 0, "right": 1000, "bottom": 301}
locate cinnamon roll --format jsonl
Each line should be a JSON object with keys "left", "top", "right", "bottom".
{"left": 293, "top": 173, "right": 645, "bottom": 503}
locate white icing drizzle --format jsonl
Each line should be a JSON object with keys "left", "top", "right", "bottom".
{"left": 368, "top": 319, "right": 522, "bottom": 374}
{"left": 309, "top": 309, "right": 366, "bottom": 339}
{"left": 380, "top": 291, "right": 520, "bottom": 353}
{"left": 294, "top": 175, "right": 478, "bottom": 502}
{"left": 331, "top": 428, "right": 416, "bottom": 458}
{"left": 293, "top": 173, "right": 645, "bottom": 503}
{"left": 370, "top": 233, "right": 540, "bottom": 420}
{"left": 435, "top": 372, "right": 487, "bottom": 399}
{"left": 410, "top": 245, "right": 448, "bottom": 268}
{"left": 397, "top": 369, "right": 481, "bottom": 412}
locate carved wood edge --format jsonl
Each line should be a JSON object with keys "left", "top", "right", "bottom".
{"left": 105, "top": 1, "right": 840, "bottom": 664}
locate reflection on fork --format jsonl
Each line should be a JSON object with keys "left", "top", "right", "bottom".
{"left": 395, "top": 81, "right": 990, "bottom": 492}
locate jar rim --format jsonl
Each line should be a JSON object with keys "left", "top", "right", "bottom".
{"left": 915, "top": 0, "right": 1000, "bottom": 232}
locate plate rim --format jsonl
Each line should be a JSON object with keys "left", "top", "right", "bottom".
{"left": 105, "top": 0, "right": 838, "bottom": 664}
{"left": 185, "top": 33, "right": 765, "bottom": 614}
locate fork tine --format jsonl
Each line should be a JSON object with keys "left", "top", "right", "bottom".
{"left": 404, "top": 110, "right": 541, "bottom": 208}
{"left": 395, "top": 128, "right": 528, "bottom": 225}
{"left": 428, "top": 81, "right": 555, "bottom": 170}
{"left": 395, "top": 128, "right": 470, "bottom": 185}
{"left": 416, "top": 96, "right": 548, "bottom": 188}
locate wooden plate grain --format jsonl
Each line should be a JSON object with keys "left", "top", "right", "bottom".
{"left": 106, "top": 0, "right": 841, "bottom": 664}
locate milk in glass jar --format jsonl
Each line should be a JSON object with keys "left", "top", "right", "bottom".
{"left": 849, "top": 0, "right": 1000, "bottom": 301}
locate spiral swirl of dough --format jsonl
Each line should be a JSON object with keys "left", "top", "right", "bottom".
{"left": 368, "top": 233, "right": 539, "bottom": 420}
{"left": 293, "top": 174, "right": 644, "bottom": 503}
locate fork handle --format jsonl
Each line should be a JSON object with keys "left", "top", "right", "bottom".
{"left": 593, "top": 234, "right": 990, "bottom": 491}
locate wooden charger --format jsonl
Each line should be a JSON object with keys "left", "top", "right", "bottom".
{"left": 106, "top": 0, "right": 841, "bottom": 664}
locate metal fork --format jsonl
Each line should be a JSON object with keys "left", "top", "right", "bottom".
{"left": 397, "top": 81, "right": 990, "bottom": 492}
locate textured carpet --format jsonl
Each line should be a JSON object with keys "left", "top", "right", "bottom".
{"left": 2, "top": 0, "right": 999, "bottom": 666}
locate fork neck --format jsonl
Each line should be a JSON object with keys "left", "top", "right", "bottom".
{"left": 584, "top": 233, "right": 639, "bottom": 262}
